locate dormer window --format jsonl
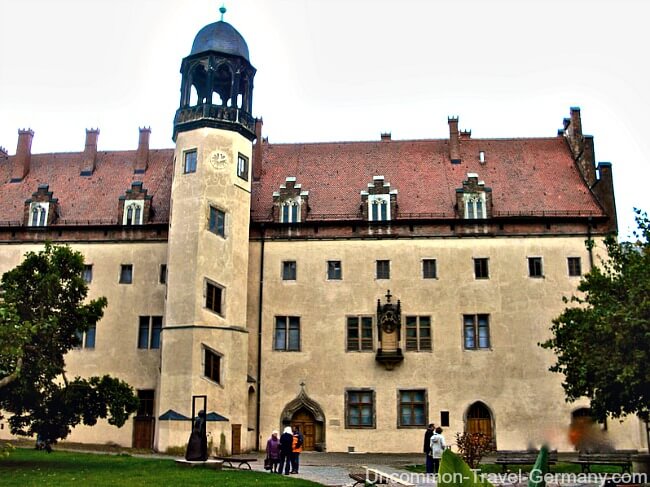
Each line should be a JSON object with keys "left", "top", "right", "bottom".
{"left": 280, "top": 200, "right": 301, "bottom": 223}
{"left": 456, "top": 173, "right": 492, "bottom": 220}
{"left": 464, "top": 193, "right": 486, "bottom": 219}
{"left": 369, "top": 195, "right": 390, "bottom": 221}
{"left": 29, "top": 202, "right": 49, "bottom": 227}
{"left": 123, "top": 200, "right": 144, "bottom": 225}
{"left": 361, "top": 176, "right": 397, "bottom": 222}
{"left": 273, "top": 177, "right": 309, "bottom": 224}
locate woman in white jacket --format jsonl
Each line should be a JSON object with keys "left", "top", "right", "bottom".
{"left": 429, "top": 426, "right": 446, "bottom": 474}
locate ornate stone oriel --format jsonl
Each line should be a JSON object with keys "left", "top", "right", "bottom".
{"left": 376, "top": 290, "right": 404, "bottom": 370}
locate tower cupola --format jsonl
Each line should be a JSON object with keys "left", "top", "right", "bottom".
{"left": 174, "top": 9, "right": 256, "bottom": 141}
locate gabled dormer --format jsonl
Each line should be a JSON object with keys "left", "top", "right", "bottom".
{"left": 272, "top": 177, "right": 309, "bottom": 223}
{"left": 118, "top": 182, "right": 152, "bottom": 226}
{"left": 24, "top": 184, "right": 58, "bottom": 227}
{"left": 456, "top": 173, "right": 492, "bottom": 220}
{"left": 360, "top": 176, "right": 398, "bottom": 222}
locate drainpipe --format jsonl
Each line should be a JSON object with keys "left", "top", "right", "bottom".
{"left": 255, "top": 224, "right": 266, "bottom": 450}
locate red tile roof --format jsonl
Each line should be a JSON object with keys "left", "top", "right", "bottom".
{"left": 251, "top": 136, "right": 604, "bottom": 221}
{"left": 0, "top": 135, "right": 605, "bottom": 226}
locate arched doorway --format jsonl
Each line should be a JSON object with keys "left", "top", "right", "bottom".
{"left": 280, "top": 385, "right": 326, "bottom": 451}
{"left": 465, "top": 401, "right": 494, "bottom": 444}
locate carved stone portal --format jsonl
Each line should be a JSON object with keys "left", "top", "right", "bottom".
{"left": 376, "top": 290, "right": 404, "bottom": 370}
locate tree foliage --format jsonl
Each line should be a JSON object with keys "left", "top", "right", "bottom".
{"left": 0, "top": 243, "right": 139, "bottom": 446}
{"left": 540, "top": 210, "right": 650, "bottom": 423}
{"left": 454, "top": 432, "right": 494, "bottom": 469}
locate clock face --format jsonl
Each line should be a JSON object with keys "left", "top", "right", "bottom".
{"left": 210, "top": 151, "right": 228, "bottom": 170}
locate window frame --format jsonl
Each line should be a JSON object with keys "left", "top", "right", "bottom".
{"left": 463, "top": 314, "right": 491, "bottom": 350}
{"left": 473, "top": 258, "right": 489, "bottom": 279}
{"left": 405, "top": 315, "right": 432, "bottom": 352}
{"left": 346, "top": 316, "right": 374, "bottom": 352}
{"left": 203, "top": 346, "right": 222, "bottom": 385}
{"left": 568, "top": 257, "right": 582, "bottom": 277}
{"left": 237, "top": 153, "right": 249, "bottom": 181}
{"left": 376, "top": 260, "right": 390, "bottom": 280}
{"left": 119, "top": 264, "right": 133, "bottom": 284}
{"left": 397, "top": 389, "right": 428, "bottom": 428}
{"left": 28, "top": 202, "right": 49, "bottom": 227}
{"left": 83, "top": 264, "right": 93, "bottom": 283}
{"left": 209, "top": 206, "right": 226, "bottom": 238}
{"left": 282, "top": 260, "right": 297, "bottom": 281}
{"left": 528, "top": 257, "right": 544, "bottom": 278}
{"left": 205, "top": 281, "right": 224, "bottom": 316}
{"left": 273, "top": 316, "right": 301, "bottom": 351}
{"left": 137, "top": 315, "right": 162, "bottom": 350}
{"left": 422, "top": 259, "right": 437, "bottom": 279}
{"left": 123, "top": 200, "right": 144, "bottom": 226}
{"left": 327, "top": 260, "right": 342, "bottom": 280}
{"left": 368, "top": 194, "right": 390, "bottom": 222}
{"left": 345, "top": 389, "right": 376, "bottom": 429}
{"left": 183, "top": 149, "right": 197, "bottom": 174}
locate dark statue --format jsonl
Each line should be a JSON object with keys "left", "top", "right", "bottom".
{"left": 185, "top": 410, "right": 208, "bottom": 461}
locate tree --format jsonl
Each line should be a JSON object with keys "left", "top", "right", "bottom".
{"left": 540, "top": 210, "right": 650, "bottom": 438}
{"left": 0, "top": 243, "right": 138, "bottom": 447}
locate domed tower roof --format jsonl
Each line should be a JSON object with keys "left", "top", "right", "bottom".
{"left": 190, "top": 20, "right": 250, "bottom": 60}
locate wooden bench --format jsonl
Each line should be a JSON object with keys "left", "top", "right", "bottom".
{"left": 495, "top": 450, "right": 558, "bottom": 472}
{"left": 213, "top": 456, "right": 257, "bottom": 469}
{"left": 570, "top": 451, "right": 637, "bottom": 473}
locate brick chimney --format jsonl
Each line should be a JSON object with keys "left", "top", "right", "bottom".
{"left": 0, "top": 146, "right": 8, "bottom": 159}
{"left": 593, "top": 162, "right": 618, "bottom": 233}
{"left": 11, "top": 129, "right": 34, "bottom": 182}
{"left": 253, "top": 117, "right": 263, "bottom": 181}
{"left": 134, "top": 127, "right": 150, "bottom": 174}
{"left": 448, "top": 117, "right": 460, "bottom": 164}
{"left": 81, "top": 128, "right": 100, "bottom": 176}
{"left": 563, "top": 107, "right": 596, "bottom": 187}
{"left": 380, "top": 132, "right": 391, "bottom": 141}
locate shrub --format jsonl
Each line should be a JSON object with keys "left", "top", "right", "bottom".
{"left": 455, "top": 432, "right": 493, "bottom": 469}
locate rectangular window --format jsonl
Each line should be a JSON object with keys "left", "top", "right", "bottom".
{"left": 274, "top": 316, "right": 301, "bottom": 351}
{"left": 204, "top": 348, "right": 221, "bottom": 384}
{"left": 237, "top": 153, "right": 249, "bottom": 181}
{"left": 376, "top": 260, "right": 390, "bottom": 279}
{"left": 206, "top": 282, "right": 223, "bottom": 315}
{"left": 346, "top": 390, "right": 375, "bottom": 428}
{"left": 474, "top": 258, "right": 489, "bottom": 279}
{"left": 138, "top": 316, "right": 163, "bottom": 349}
{"left": 282, "top": 261, "right": 297, "bottom": 281}
{"left": 83, "top": 264, "right": 93, "bottom": 283}
{"left": 440, "top": 410, "right": 450, "bottom": 427}
{"left": 119, "top": 264, "right": 133, "bottom": 284}
{"left": 463, "top": 314, "right": 490, "bottom": 350}
{"left": 159, "top": 264, "right": 167, "bottom": 284}
{"left": 405, "top": 316, "right": 432, "bottom": 351}
{"left": 422, "top": 259, "right": 437, "bottom": 279}
{"left": 84, "top": 324, "right": 96, "bottom": 349}
{"left": 209, "top": 206, "right": 226, "bottom": 237}
{"left": 184, "top": 149, "right": 197, "bottom": 174}
{"left": 528, "top": 257, "right": 543, "bottom": 278}
{"left": 137, "top": 390, "right": 155, "bottom": 417}
{"left": 346, "top": 316, "right": 373, "bottom": 351}
{"left": 568, "top": 257, "right": 582, "bottom": 276}
{"left": 327, "top": 260, "right": 342, "bottom": 280}
{"left": 398, "top": 390, "right": 427, "bottom": 427}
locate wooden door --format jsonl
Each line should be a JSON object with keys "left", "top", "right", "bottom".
{"left": 466, "top": 402, "right": 492, "bottom": 438}
{"left": 231, "top": 424, "right": 242, "bottom": 455}
{"left": 133, "top": 417, "right": 154, "bottom": 449}
{"left": 291, "top": 409, "right": 316, "bottom": 451}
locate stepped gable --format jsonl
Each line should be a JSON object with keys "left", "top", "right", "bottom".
{"left": 0, "top": 149, "right": 174, "bottom": 225}
{"left": 251, "top": 136, "right": 604, "bottom": 221}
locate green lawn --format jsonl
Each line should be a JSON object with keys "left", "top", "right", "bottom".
{"left": 0, "top": 448, "right": 323, "bottom": 487}
{"left": 406, "top": 462, "right": 625, "bottom": 474}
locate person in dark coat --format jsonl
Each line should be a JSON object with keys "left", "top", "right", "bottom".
{"left": 185, "top": 410, "right": 208, "bottom": 461}
{"left": 423, "top": 423, "right": 435, "bottom": 474}
{"left": 265, "top": 430, "right": 281, "bottom": 473}
{"left": 279, "top": 426, "right": 294, "bottom": 475}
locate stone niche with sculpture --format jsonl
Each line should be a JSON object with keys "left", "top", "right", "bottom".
{"left": 376, "top": 290, "right": 404, "bottom": 370}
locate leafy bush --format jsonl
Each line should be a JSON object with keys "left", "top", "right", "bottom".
{"left": 455, "top": 432, "right": 494, "bottom": 469}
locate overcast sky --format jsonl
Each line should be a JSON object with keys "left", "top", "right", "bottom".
{"left": 1, "top": 0, "right": 648, "bottom": 238}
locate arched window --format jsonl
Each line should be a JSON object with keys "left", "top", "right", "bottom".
{"left": 368, "top": 195, "right": 390, "bottom": 222}
{"left": 29, "top": 203, "right": 49, "bottom": 227}
{"left": 280, "top": 201, "right": 301, "bottom": 223}
{"left": 123, "top": 201, "right": 144, "bottom": 226}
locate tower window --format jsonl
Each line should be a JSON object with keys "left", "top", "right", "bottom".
{"left": 203, "top": 348, "right": 222, "bottom": 384}
{"left": 209, "top": 206, "right": 226, "bottom": 237}
{"left": 237, "top": 153, "right": 249, "bottom": 181}
{"left": 205, "top": 281, "right": 224, "bottom": 315}
{"left": 184, "top": 149, "right": 197, "bottom": 174}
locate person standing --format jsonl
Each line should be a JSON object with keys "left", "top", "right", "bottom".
{"left": 279, "top": 426, "right": 294, "bottom": 475}
{"left": 290, "top": 425, "right": 304, "bottom": 474}
{"left": 429, "top": 426, "right": 447, "bottom": 474}
{"left": 265, "top": 430, "right": 281, "bottom": 473}
{"left": 423, "top": 423, "right": 435, "bottom": 474}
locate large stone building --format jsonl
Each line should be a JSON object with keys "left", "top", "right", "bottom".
{"left": 0, "top": 17, "right": 644, "bottom": 454}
